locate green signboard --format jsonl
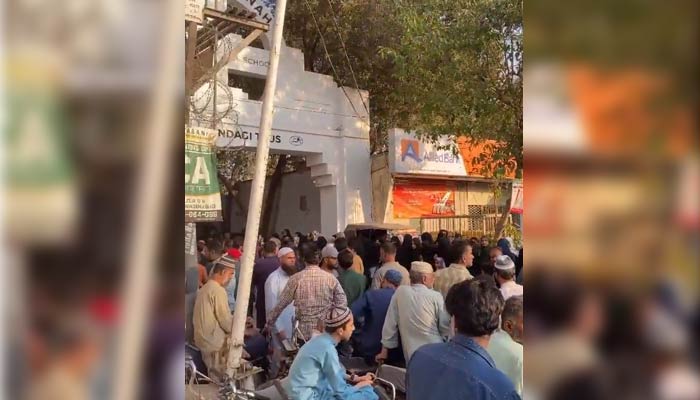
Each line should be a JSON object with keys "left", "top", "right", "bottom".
{"left": 185, "top": 126, "right": 223, "bottom": 221}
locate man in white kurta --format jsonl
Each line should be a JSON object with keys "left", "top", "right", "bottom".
{"left": 264, "top": 247, "right": 297, "bottom": 377}
{"left": 377, "top": 261, "right": 451, "bottom": 363}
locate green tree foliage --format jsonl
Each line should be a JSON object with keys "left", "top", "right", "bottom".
{"left": 282, "top": 0, "right": 522, "bottom": 163}
{"left": 380, "top": 0, "right": 522, "bottom": 166}
{"left": 284, "top": 0, "right": 405, "bottom": 153}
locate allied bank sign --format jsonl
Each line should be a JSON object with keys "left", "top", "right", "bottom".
{"left": 389, "top": 128, "right": 468, "bottom": 177}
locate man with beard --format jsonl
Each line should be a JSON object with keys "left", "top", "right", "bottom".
{"left": 320, "top": 244, "right": 340, "bottom": 277}
{"left": 266, "top": 246, "right": 348, "bottom": 342}
{"left": 264, "top": 247, "right": 298, "bottom": 377}
{"left": 193, "top": 257, "right": 237, "bottom": 371}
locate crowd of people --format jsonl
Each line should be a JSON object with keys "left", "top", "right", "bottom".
{"left": 186, "top": 228, "right": 524, "bottom": 399}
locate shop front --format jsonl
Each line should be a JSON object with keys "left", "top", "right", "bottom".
{"left": 372, "top": 128, "right": 516, "bottom": 236}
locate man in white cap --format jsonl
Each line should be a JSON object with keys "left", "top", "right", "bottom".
{"left": 264, "top": 247, "right": 298, "bottom": 377}
{"left": 287, "top": 306, "right": 378, "bottom": 400}
{"left": 192, "top": 256, "right": 237, "bottom": 371}
{"left": 320, "top": 244, "right": 340, "bottom": 277}
{"left": 267, "top": 246, "right": 347, "bottom": 341}
{"left": 494, "top": 255, "right": 523, "bottom": 301}
{"left": 376, "top": 261, "right": 451, "bottom": 363}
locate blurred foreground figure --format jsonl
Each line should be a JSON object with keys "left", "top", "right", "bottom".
{"left": 25, "top": 316, "right": 100, "bottom": 400}
{"left": 407, "top": 278, "right": 519, "bottom": 399}
{"left": 525, "top": 273, "right": 603, "bottom": 399}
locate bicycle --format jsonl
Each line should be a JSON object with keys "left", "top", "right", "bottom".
{"left": 186, "top": 354, "right": 271, "bottom": 400}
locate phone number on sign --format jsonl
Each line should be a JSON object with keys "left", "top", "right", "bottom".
{"left": 185, "top": 210, "right": 220, "bottom": 219}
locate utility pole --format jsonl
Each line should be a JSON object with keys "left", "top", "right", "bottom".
{"left": 226, "top": 0, "right": 290, "bottom": 380}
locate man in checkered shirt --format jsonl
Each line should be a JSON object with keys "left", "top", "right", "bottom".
{"left": 266, "top": 243, "right": 348, "bottom": 341}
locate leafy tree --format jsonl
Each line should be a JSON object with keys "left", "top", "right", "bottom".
{"left": 218, "top": 0, "right": 523, "bottom": 234}
{"left": 282, "top": 0, "right": 522, "bottom": 164}
{"left": 380, "top": 0, "right": 522, "bottom": 167}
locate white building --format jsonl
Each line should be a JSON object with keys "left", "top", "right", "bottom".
{"left": 192, "top": 33, "right": 372, "bottom": 235}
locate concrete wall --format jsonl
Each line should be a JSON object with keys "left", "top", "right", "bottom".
{"left": 230, "top": 169, "right": 322, "bottom": 235}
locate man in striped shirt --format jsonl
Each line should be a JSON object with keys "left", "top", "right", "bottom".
{"left": 266, "top": 245, "right": 348, "bottom": 341}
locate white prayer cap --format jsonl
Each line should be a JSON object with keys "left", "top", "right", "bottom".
{"left": 321, "top": 244, "right": 339, "bottom": 258}
{"left": 411, "top": 261, "right": 433, "bottom": 274}
{"left": 278, "top": 247, "right": 295, "bottom": 258}
{"left": 494, "top": 255, "right": 515, "bottom": 271}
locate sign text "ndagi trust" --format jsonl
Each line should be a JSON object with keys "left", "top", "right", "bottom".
{"left": 218, "top": 128, "right": 281, "bottom": 144}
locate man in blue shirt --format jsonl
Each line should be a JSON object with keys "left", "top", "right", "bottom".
{"left": 350, "top": 269, "right": 404, "bottom": 366}
{"left": 407, "top": 277, "right": 521, "bottom": 399}
{"left": 287, "top": 306, "right": 378, "bottom": 400}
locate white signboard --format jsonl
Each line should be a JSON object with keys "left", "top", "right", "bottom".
{"left": 388, "top": 128, "right": 468, "bottom": 177}
{"left": 510, "top": 179, "right": 523, "bottom": 214}
{"left": 228, "top": 45, "right": 270, "bottom": 78}
{"left": 229, "top": 0, "right": 275, "bottom": 24}
{"left": 185, "top": 0, "right": 205, "bottom": 23}
{"left": 185, "top": 222, "right": 197, "bottom": 256}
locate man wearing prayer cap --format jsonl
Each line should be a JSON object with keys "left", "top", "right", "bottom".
{"left": 287, "top": 306, "right": 379, "bottom": 400}
{"left": 494, "top": 255, "right": 523, "bottom": 301}
{"left": 320, "top": 244, "right": 340, "bottom": 276}
{"left": 267, "top": 245, "right": 348, "bottom": 341}
{"left": 383, "top": 269, "right": 403, "bottom": 287}
{"left": 192, "top": 257, "right": 237, "bottom": 371}
{"left": 264, "top": 247, "right": 298, "bottom": 377}
{"left": 377, "top": 261, "right": 451, "bottom": 363}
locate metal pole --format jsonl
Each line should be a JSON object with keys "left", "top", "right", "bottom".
{"left": 226, "top": 0, "right": 289, "bottom": 377}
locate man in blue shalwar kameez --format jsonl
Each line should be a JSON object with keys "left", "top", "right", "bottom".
{"left": 287, "top": 306, "right": 378, "bottom": 400}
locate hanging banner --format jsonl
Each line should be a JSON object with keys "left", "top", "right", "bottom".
{"left": 510, "top": 179, "right": 523, "bottom": 214}
{"left": 393, "top": 180, "right": 456, "bottom": 218}
{"left": 185, "top": 0, "right": 205, "bottom": 23}
{"left": 185, "top": 222, "right": 198, "bottom": 256}
{"left": 185, "top": 126, "right": 223, "bottom": 222}
{"left": 5, "top": 58, "right": 78, "bottom": 244}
